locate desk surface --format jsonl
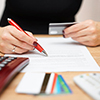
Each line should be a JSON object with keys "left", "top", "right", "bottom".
{"left": 1, "top": 35, "right": 100, "bottom": 100}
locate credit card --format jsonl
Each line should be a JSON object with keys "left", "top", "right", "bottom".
{"left": 53, "top": 77, "right": 64, "bottom": 94}
{"left": 16, "top": 73, "right": 57, "bottom": 95}
{"left": 58, "top": 75, "right": 72, "bottom": 94}
{"left": 49, "top": 22, "right": 77, "bottom": 35}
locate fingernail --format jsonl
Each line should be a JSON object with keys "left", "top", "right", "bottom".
{"left": 62, "top": 30, "right": 65, "bottom": 38}
{"left": 63, "top": 34, "right": 65, "bottom": 38}
{"left": 33, "top": 41, "right": 37, "bottom": 47}
{"left": 62, "top": 30, "right": 65, "bottom": 33}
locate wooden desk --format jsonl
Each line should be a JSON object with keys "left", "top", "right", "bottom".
{"left": 1, "top": 35, "right": 100, "bottom": 100}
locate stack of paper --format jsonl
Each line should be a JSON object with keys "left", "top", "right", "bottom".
{"left": 16, "top": 73, "right": 72, "bottom": 95}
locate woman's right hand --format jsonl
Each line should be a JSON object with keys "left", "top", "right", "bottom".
{"left": 0, "top": 25, "right": 37, "bottom": 54}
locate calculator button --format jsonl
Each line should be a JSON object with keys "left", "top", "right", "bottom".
{"left": 3, "top": 56, "right": 9, "bottom": 59}
{"left": 5, "top": 59, "right": 12, "bottom": 62}
{"left": 87, "top": 76, "right": 100, "bottom": 88}
{"left": 9, "top": 57, "right": 17, "bottom": 60}
{"left": 90, "top": 73, "right": 100, "bottom": 83}
{"left": 0, "top": 67, "right": 2, "bottom": 70}
{"left": 0, "top": 59, "right": 3, "bottom": 62}
{"left": 0, "top": 58, "right": 4, "bottom": 62}
{"left": 1, "top": 57, "right": 7, "bottom": 60}
{"left": 2, "top": 61, "right": 8, "bottom": 65}
{"left": 0, "top": 64, "right": 5, "bottom": 67}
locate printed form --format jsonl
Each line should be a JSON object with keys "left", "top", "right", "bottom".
{"left": 5, "top": 37, "right": 100, "bottom": 72}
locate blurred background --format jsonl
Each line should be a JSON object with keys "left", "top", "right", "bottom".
{"left": 0, "top": 0, "right": 100, "bottom": 22}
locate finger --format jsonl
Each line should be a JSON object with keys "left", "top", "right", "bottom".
{"left": 64, "top": 27, "right": 92, "bottom": 38}
{"left": 64, "top": 20, "right": 94, "bottom": 34}
{"left": 0, "top": 41, "right": 28, "bottom": 54}
{"left": 0, "top": 42, "right": 10, "bottom": 53}
{"left": 78, "top": 41, "right": 98, "bottom": 47}
{"left": 72, "top": 35, "right": 93, "bottom": 43}
{"left": 11, "top": 45, "right": 29, "bottom": 54}
{"left": 1, "top": 30, "right": 35, "bottom": 50}
{"left": 7, "top": 26, "right": 37, "bottom": 46}
{"left": 6, "top": 44, "right": 29, "bottom": 54}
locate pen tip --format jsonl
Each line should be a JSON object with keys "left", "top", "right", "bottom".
{"left": 7, "top": 18, "right": 11, "bottom": 21}
{"left": 42, "top": 50, "right": 48, "bottom": 56}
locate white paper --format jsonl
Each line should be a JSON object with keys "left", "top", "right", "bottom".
{"left": 5, "top": 37, "right": 100, "bottom": 72}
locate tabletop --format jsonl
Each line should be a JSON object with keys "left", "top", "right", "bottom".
{"left": 1, "top": 35, "right": 100, "bottom": 100}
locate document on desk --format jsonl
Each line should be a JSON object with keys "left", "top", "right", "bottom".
{"left": 5, "top": 37, "right": 100, "bottom": 72}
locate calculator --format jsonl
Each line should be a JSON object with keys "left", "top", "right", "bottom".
{"left": 73, "top": 73, "right": 100, "bottom": 100}
{"left": 0, "top": 56, "right": 29, "bottom": 94}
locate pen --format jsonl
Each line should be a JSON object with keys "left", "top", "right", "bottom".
{"left": 7, "top": 18, "right": 48, "bottom": 56}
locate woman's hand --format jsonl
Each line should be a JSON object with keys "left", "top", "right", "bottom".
{"left": 0, "top": 25, "right": 37, "bottom": 54}
{"left": 63, "top": 20, "right": 100, "bottom": 46}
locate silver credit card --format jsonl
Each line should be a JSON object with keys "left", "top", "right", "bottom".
{"left": 49, "top": 22, "right": 77, "bottom": 35}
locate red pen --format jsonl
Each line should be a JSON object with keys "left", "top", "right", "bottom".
{"left": 7, "top": 18, "right": 48, "bottom": 56}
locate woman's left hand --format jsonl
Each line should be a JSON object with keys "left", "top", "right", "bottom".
{"left": 63, "top": 20, "right": 100, "bottom": 46}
